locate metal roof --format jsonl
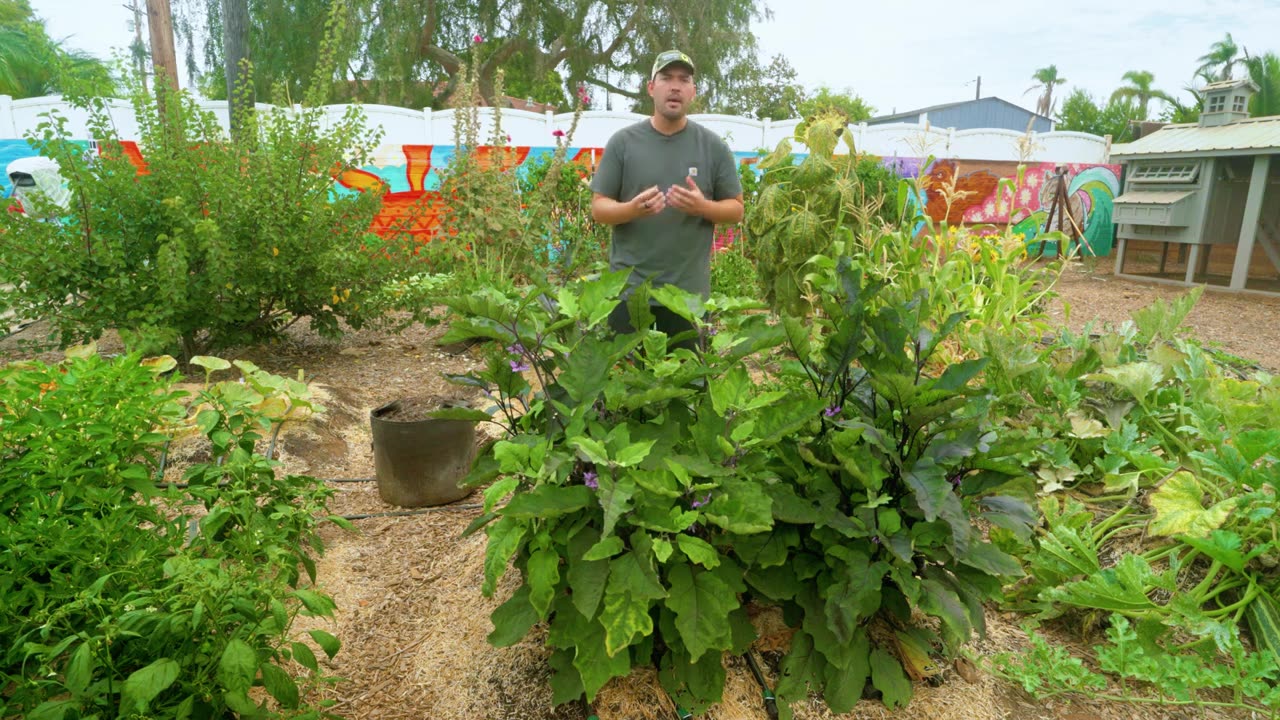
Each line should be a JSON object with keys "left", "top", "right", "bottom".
{"left": 867, "top": 96, "right": 1052, "bottom": 124}
{"left": 1111, "top": 116, "right": 1280, "bottom": 158}
{"left": 1113, "top": 190, "right": 1196, "bottom": 205}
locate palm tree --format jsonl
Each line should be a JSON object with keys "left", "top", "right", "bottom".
{"left": 1026, "top": 64, "right": 1067, "bottom": 116}
{"left": 1243, "top": 51, "right": 1280, "bottom": 117}
{"left": 0, "top": 1, "right": 113, "bottom": 99}
{"left": 1110, "top": 70, "right": 1176, "bottom": 121}
{"left": 1197, "top": 33, "right": 1240, "bottom": 82}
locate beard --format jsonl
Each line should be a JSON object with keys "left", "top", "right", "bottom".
{"left": 657, "top": 98, "right": 689, "bottom": 121}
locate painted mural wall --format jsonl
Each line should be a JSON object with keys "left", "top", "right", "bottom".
{"left": 1, "top": 138, "right": 1121, "bottom": 255}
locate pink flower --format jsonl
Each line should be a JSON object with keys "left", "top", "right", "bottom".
{"left": 473, "top": 33, "right": 483, "bottom": 43}
{"left": 552, "top": 129, "right": 566, "bottom": 138}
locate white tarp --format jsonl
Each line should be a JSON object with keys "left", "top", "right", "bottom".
{"left": 7, "top": 156, "right": 71, "bottom": 212}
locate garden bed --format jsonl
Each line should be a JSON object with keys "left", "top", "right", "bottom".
{"left": 1, "top": 261, "right": 1274, "bottom": 720}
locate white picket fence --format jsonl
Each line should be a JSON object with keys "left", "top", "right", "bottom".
{"left": 0, "top": 95, "right": 1111, "bottom": 164}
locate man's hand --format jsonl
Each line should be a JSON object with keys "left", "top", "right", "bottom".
{"left": 633, "top": 185, "right": 666, "bottom": 218}
{"left": 666, "top": 176, "right": 706, "bottom": 217}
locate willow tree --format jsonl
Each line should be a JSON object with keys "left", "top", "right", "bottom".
{"left": 185, "top": 0, "right": 767, "bottom": 110}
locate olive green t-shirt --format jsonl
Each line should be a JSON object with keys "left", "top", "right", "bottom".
{"left": 590, "top": 119, "right": 742, "bottom": 298}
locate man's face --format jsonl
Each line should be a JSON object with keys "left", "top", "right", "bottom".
{"left": 648, "top": 66, "right": 696, "bottom": 121}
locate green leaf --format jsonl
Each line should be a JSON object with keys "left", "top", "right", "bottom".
{"left": 573, "top": 621, "right": 634, "bottom": 701}
{"left": 568, "top": 435, "right": 610, "bottom": 465}
{"left": 568, "top": 528, "right": 612, "bottom": 620}
{"left": 583, "top": 535, "right": 625, "bottom": 561}
{"left": 1180, "top": 530, "right": 1246, "bottom": 574}
{"left": 774, "top": 630, "right": 826, "bottom": 714}
{"left": 904, "top": 456, "right": 949, "bottom": 522}
{"left": 260, "top": 662, "right": 300, "bottom": 709}
{"left": 1149, "top": 471, "right": 1237, "bottom": 538}
{"left": 1048, "top": 554, "right": 1160, "bottom": 613}
{"left": 502, "top": 484, "right": 596, "bottom": 519}
{"left": 294, "top": 589, "right": 336, "bottom": 617}
{"left": 823, "top": 630, "right": 870, "bottom": 713}
{"left": 141, "top": 355, "right": 179, "bottom": 374}
{"left": 291, "top": 642, "right": 319, "bottom": 673}
{"left": 489, "top": 585, "right": 540, "bottom": 647}
{"left": 676, "top": 534, "right": 721, "bottom": 569}
{"left": 598, "top": 475, "right": 637, "bottom": 539}
{"left": 483, "top": 517, "right": 527, "bottom": 596}
{"left": 824, "top": 554, "right": 888, "bottom": 643}
{"left": 308, "top": 630, "right": 341, "bottom": 660}
{"left": 548, "top": 648, "right": 585, "bottom": 705}
{"left": 528, "top": 548, "right": 562, "bottom": 617}
{"left": 614, "top": 440, "right": 657, "bottom": 467}
{"left": 710, "top": 365, "right": 753, "bottom": 415}
{"left": 66, "top": 641, "right": 94, "bottom": 695}
{"left": 958, "top": 541, "right": 1023, "bottom": 578}
{"left": 933, "top": 358, "right": 988, "bottom": 392}
{"left": 667, "top": 564, "right": 738, "bottom": 662}
{"left": 27, "top": 700, "right": 74, "bottom": 720}
{"left": 122, "top": 658, "right": 181, "bottom": 712}
{"left": 703, "top": 478, "right": 772, "bottom": 534}
{"left": 218, "top": 640, "right": 257, "bottom": 694}
{"left": 196, "top": 408, "right": 220, "bottom": 435}
{"left": 869, "top": 647, "right": 913, "bottom": 708}
{"left": 190, "top": 355, "right": 232, "bottom": 372}
{"left": 1086, "top": 361, "right": 1164, "bottom": 402}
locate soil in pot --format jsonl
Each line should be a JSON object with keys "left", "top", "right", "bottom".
{"left": 370, "top": 395, "right": 477, "bottom": 508}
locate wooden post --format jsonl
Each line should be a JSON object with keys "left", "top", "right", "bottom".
{"left": 146, "top": 0, "right": 179, "bottom": 94}
{"left": 1230, "top": 155, "right": 1272, "bottom": 290}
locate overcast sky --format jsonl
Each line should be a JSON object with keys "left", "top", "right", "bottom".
{"left": 33, "top": 0, "right": 1280, "bottom": 118}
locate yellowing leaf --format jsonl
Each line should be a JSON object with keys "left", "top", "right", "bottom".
{"left": 1149, "top": 471, "right": 1237, "bottom": 538}
{"left": 1068, "top": 412, "right": 1108, "bottom": 439}
{"left": 1086, "top": 362, "right": 1164, "bottom": 403}
{"left": 64, "top": 341, "right": 97, "bottom": 360}
{"left": 190, "top": 355, "right": 232, "bottom": 372}
{"left": 140, "top": 355, "right": 178, "bottom": 374}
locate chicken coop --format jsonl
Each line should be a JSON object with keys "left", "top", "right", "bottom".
{"left": 1110, "top": 78, "right": 1280, "bottom": 293}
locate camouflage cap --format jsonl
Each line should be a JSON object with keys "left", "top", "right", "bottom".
{"left": 651, "top": 50, "right": 695, "bottom": 79}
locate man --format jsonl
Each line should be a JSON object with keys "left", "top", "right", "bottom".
{"left": 590, "top": 50, "right": 744, "bottom": 347}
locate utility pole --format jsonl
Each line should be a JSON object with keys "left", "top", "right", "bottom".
{"left": 975, "top": 75, "right": 981, "bottom": 100}
{"left": 146, "top": 0, "right": 180, "bottom": 96}
{"left": 125, "top": 0, "right": 148, "bottom": 92}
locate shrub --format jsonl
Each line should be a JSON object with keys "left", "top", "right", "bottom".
{"left": 0, "top": 11, "right": 419, "bottom": 359}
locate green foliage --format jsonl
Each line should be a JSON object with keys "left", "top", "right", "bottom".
{"left": 987, "top": 289, "right": 1280, "bottom": 674}
{"left": 745, "top": 114, "right": 898, "bottom": 316}
{"left": 1244, "top": 51, "right": 1280, "bottom": 118}
{"left": 709, "top": 244, "right": 760, "bottom": 298}
{"left": 1056, "top": 88, "right": 1138, "bottom": 140}
{"left": 717, "top": 54, "right": 806, "bottom": 120}
{"left": 796, "top": 86, "right": 874, "bottom": 124}
{"left": 0, "top": 0, "right": 114, "bottom": 98}
{"left": 991, "top": 615, "right": 1280, "bottom": 714}
{"left": 516, "top": 142, "right": 610, "bottom": 277}
{"left": 0, "top": 350, "right": 341, "bottom": 719}
{"left": 0, "top": 68, "right": 420, "bottom": 359}
{"left": 763, "top": 251, "right": 1032, "bottom": 716}
{"left": 446, "top": 225, "right": 1038, "bottom": 714}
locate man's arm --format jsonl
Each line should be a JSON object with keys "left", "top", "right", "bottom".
{"left": 592, "top": 186, "right": 666, "bottom": 225}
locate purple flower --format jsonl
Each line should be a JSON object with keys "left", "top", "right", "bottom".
{"left": 948, "top": 472, "right": 964, "bottom": 487}
{"left": 824, "top": 405, "right": 842, "bottom": 418}
{"left": 871, "top": 536, "right": 881, "bottom": 544}
{"left": 509, "top": 359, "right": 531, "bottom": 373}
{"left": 583, "top": 471, "right": 599, "bottom": 490}
{"left": 505, "top": 342, "right": 526, "bottom": 355}
{"left": 473, "top": 33, "right": 484, "bottom": 43}
{"left": 691, "top": 493, "right": 712, "bottom": 509}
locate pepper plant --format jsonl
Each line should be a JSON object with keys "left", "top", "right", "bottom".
{"left": 0, "top": 349, "right": 344, "bottom": 720}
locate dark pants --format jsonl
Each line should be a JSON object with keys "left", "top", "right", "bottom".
{"left": 608, "top": 303, "right": 703, "bottom": 352}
